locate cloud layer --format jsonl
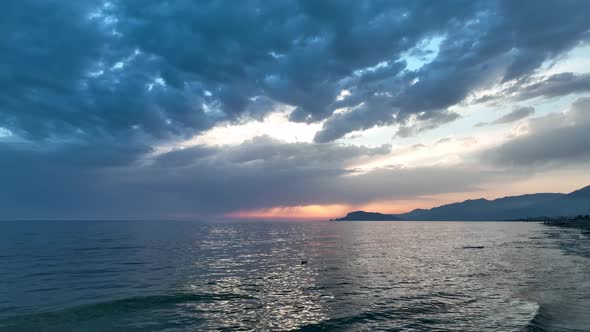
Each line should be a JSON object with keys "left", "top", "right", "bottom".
{"left": 0, "top": 136, "right": 495, "bottom": 219}
{"left": 486, "top": 98, "right": 590, "bottom": 167}
{"left": 3, "top": 0, "right": 590, "bottom": 145}
{"left": 1, "top": 1, "right": 590, "bottom": 218}
{"left": 475, "top": 107, "right": 534, "bottom": 127}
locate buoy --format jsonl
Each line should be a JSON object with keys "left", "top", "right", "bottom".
{"left": 462, "top": 245, "right": 484, "bottom": 249}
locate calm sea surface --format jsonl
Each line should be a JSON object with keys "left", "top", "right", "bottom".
{"left": 0, "top": 221, "right": 589, "bottom": 331}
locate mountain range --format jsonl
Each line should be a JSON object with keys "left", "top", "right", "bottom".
{"left": 334, "top": 185, "right": 590, "bottom": 221}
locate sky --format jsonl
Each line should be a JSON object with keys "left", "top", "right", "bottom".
{"left": 2, "top": 0, "right": 590, "bottom": 220}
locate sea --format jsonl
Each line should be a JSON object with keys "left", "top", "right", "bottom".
{"left": 0, "top": 220, "right": 589, "bottom": 331}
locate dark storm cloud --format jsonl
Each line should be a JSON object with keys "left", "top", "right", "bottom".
{"left": 475, "top": 106, "right": 534, "bottom": 127}
{"left": 314, "top": 97, "right": 398, "bottom": 143}
{"left": 1, "top": 0, "right": 218, "bottom": 150}
{"left": 486, "top": 98, "right": 590, "bottom": 166}
{"left": 7, "top": 0, "right": 589, "bottom": 145}
{"left": 315, "top": 0, "right": 590, "bottom": 141}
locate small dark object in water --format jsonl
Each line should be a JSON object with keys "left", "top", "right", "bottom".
{"left": 463, "top": 245, "right": 485, "bottom": 249}
{"left": 301, "top": 260, "right": 308, "bottom": 265}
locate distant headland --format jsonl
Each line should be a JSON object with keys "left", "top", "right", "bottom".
{"left": 331, "top": 211, "right": 400, "bottom": 221}
{"left": 332, "top": 185, "right": 590, "bottom": 222}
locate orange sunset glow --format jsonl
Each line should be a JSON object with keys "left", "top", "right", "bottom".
{"left": 227, "top": 199, "right": 446, "bottom": 220}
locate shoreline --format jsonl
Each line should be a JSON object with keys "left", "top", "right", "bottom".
{"left": 542, "top": 219, "right": 590, "bottom": 234}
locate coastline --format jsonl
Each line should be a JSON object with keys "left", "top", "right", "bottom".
{"left": 542, "top": 219, "right": 590, "bottom": 233}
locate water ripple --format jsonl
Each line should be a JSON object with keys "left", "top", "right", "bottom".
{"left": 0, "top": 221, "right": 588, "bottom": 331}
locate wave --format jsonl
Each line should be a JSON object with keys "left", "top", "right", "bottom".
{"left": 293, "top": 292, "right": 481, "bottom": 331}
{"left": 526, "top": 302, "right": 590, "bottom": 332}
{"left": 526, "top": 227, "right": 590, "bottom": 331}
{"left": 527, "top": 304, "right": 557, "bottom": 332}
{"left": 0, "top": 292, "right": 253, "bottom": 331}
